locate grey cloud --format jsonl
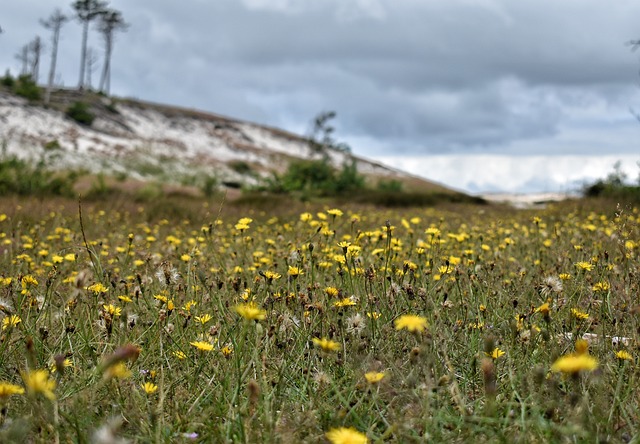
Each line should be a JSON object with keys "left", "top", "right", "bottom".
{"left": 1, "top": 0, "right": 639, "bottom": 164}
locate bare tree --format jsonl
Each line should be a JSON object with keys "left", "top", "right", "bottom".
{"left": 85, "top": 46, "right": 99, "bottom": 90}
{"left": 29, "top": 36, "right": 43, "bottom": 83}
{"left": 97, "top": 9, "right": 128, "bottom": 95}
{"left": 72, "top": 0, "right": 108, "bottom": 90}
{"left": 15, "top": 44, "right": 30, "bottom": 76}
{"left": 41, "top": 9, "right": 69, "bottom": 104}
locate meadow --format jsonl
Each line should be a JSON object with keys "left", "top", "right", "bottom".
{"left": 0, "top": 194, "right": 638, "bottom": 443}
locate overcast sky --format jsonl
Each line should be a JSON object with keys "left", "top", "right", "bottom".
{"left": 2, "top": 0, "right": 639, "bottom": 193}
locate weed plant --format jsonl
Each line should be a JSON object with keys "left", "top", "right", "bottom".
{"left": 0, "top": 197, "right": 638, "bottom": 442}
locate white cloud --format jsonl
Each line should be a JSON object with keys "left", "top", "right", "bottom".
{"left": 373, "top": 155, "right": 640, "bottom": 194}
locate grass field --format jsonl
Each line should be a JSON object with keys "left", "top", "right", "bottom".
{"left": 0, "top": 194, "right": 638, "bottom": 443}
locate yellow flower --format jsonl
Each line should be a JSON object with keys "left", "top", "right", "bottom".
{"left": 287, "top": 266, "right": 304, "bottom": 277}
{"left": 173, "top": 350, "right": 187, "bottom": 360}
{"left": 364, "top": 372, "right": 385, "bottom": 384}
{"left": 394, "top": 314, "right": 428, "bottom": 333}
{"left": 0, "top": 382, "right": 25, "bottom": 399}
{"left": 141, "top": 382, "right": 158, "bottom": 394}
{"left": 312, "top": 337, "right": 340, "bottom": 352}
{"left": 333, "top": 297, "right": 357, "bottom": 308}
{"left": 592, "top": 281, "right": 610, "bottom": 292}
{"left": 325, "top": 427, "right": 368, "bottom": 444}
{"left": 221, "top": 345, "right": 233, "bottom": 357}
{"left": 190, "top": 341, "right": 214, "bottom": 352}
{"left": 21, "top": 369, "right": 56, "bottom": 400}
{"left": 326, "top": 208, "right": 343, "bottom": 217}
{"left": 104, "top": 362, "right": 132, "bottom": 380}
{"left": 574, "top": 261, "right": 594, "bottom": 271}
{"left": 487, "top": 348, "right": 506, "bottom": 359}
{"left": 616, "top": 350, "right": 633, "bottom": 361}
{"left": 102, "top": 304, "right": 122, "bottom": 317}
{"left": 551, "top": 354, "right": 598, "bottom": 374}
{"left": 2, "top": 314, "right": 21, "bottom": 330}
{"left": 87, "top": 282, "right": 109, "bottom": 294}
{"left": 535, "top": 302, "right": 550, "bottom": 315}
{"left": 571, "top": 308, "right": 589, "bottom": 320}
{"left": 325, "top": 286, "right": 340, "bottom": 297}
{"left": 195, "top": 314, "right": 212, "bottom": 325}
{"left": 234, "top": 303, "right": 266, "bottom": 321}
{"left": 262, "top": 271, "right": 281, "bottom": 282}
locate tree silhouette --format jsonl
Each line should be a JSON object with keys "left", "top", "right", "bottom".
{"left": 29, "top": 36, "right": 43, "bottom": 83}
{"left": 72, "top": 0, "right": 108, "bottom": 90}
{"left": 41, "top": 8, "right": 69, "bottom": 104}
{"left": 97, "top": 9, "right": 128, "bottom": 95}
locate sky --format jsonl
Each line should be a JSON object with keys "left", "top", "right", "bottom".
{"left": 2, "top": 0, "right": 639, "bottom": 194}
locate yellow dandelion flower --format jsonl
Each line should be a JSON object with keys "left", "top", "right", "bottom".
{"left": 535, "top": 302, "right": 550, "bottom": 316}
{"left": 195, "top": 314, "right": 212, "bottom": 324}
{"left": 486, "top": 348, "right": 505, "bottom": 359}
{"left": 327, "top": 208, "right": 343, "bottom": 217}
{"left": 22, "top": 369, "right": 56, "bottom": 400}
{"left": 592, "top": 281, "right": 610, "bottom": 292}
{"left": 0, "top": 382, "right": 25, "bottom": 399}
{"left": 262, "top": 270, "right": 281, "bottom": 282}
{"left": 394, "top": 314, "right": 428, "bottom": 333}
{"left": 574, "top": 261, "right": 594, "bottom": 271}
{"left": 287, "top": 265, "right": 304, "bottom": 277}
{"left": 190, "top": 341, "right": 214, "bottom": 352}
{"left": 325, "top": 427, "right": 368, "bottom": 444}
{"left": 559, "top": 273, "right": 571, "bottom": 280}
{"left": 325, "top": 286, "right": 340, "bottom": 297}
{"left": 102, "top": 304, "right": 122, "bottom": 317}
{"left": 616, "top": 350, "right": 633, "bottom": 361}
{"left": 364, "top": 371, "right": 385, "bottom": 384}
{"left": 221, "top": 345, "right": 233, "bottom": 357}
{"left": 104, "top": 362, "right": 132, "bottom": 380}
{"left": 551, "top": 354, "right": 598, "bottom": 375}
{"left": 2, "top": 314, "right": 21, "bottom": 330}
{"left": 312, "top": 337, "right": 341, "bottom": 352}
{"left": 333, "top": 297, "right": 357, "bottom": 308}
{"left": 141, "top": 382, "right": 158, "bottom": 394}
{"left": 235, "top": 303, "right": 266, "bottom": 321}
{"left": 173, "top": 350, "right": 187, "bottom": 360}
{"left": 87, "top": 282, "right": 109, "bottom": 294}
{"left": 571, "top": 308, "right": 589, "bottom": 320}
{"left": 366, "top": 311, "right": 381, "bottom": 319}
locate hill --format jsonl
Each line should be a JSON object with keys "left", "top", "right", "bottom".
{"left": 0, "top": 86, "right": 465, "bottom": 200}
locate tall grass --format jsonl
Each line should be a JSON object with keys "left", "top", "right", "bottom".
{"left": 0, "top": 196, "right": 638, "bottom": 442}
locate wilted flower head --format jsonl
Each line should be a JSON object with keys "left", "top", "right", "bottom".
{"left": 540, "top": 276, "right": 562, "bottom": 297}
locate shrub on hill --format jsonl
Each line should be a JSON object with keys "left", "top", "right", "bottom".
{"left": 66, "top": 101, "right": 95, "bottom": 126}
{"left": 14, "top": 75, "right": 41, "bottom": 101}
{"left": 263, "top": 158, "right": 365, "bottom": 198}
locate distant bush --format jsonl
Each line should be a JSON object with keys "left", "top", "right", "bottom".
{"left": 200, "top": 175, "right": 219, "bottom": 198}
{"left": 44, "top": 140, "right": 62, "bottom": 151}
{"left": 228, "top": 160, "right": 253, "bottom": 176}
{"left": 1, "top": 70, "right": 15, "bottom": 88}
{"left": 14, "top": 75, "right": 41, "bottom": 101}
{"left": 376, "top": 179, "right": 404, "bottom": 192}
{"left": 262, "top": 158, "right": 365, "bottom": 198}
{"left": 66, "top": 101, "right": 95, "bottom": 126}
{"left": 0, "top": 155, "right": 76, "bottom": 197}
{"left": 344, "top": 190, "right": 486, "bottom": 207}
{"left": 583, "top": 161, "right": 640, "bottom": 202}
